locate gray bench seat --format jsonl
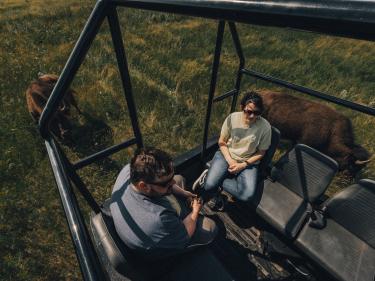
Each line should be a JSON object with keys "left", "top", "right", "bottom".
{"left": 256, "top": 144, "right": 338, "bottom": 239}
{"left": 256, "top": 179, "right": 310, "bottom": 238}
{"left": 296, "top": 179, "right": 375, "bottom": 281}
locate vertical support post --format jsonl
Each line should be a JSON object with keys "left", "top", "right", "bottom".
{"left": 45, "top": 138, "right": 105, "bottom": 281}
{"left": 201, "top": 21, "right": 225, "bottom": 159}
{"left": 107, "top": 6, "right": 144, "bottom": 148}
{"left": 228, "top": 22, "right": 245, "bottom": 112}
{"left": 39, "top": 0, "right": 108, "bottom": 139}
{"left": 57, "top": 145, "right": 101, "bottom": 214}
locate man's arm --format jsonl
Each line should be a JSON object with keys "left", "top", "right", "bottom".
{"left": 182, "top": 198, "right": 202, "bottom": 237}
{"left": 172, "top": 184, "right": 196, "bottom": 199}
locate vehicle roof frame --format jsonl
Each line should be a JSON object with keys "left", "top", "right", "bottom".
{"left": 37, "top": 1, "right": 375, "bottom": 281}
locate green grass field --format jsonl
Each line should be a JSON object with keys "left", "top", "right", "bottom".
{"left": 1, "top": 1, "right": 374, "bottom": 280}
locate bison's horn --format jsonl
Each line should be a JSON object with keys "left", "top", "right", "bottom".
{"left": 355, "top": 159, "right": 372, "bottom": 165}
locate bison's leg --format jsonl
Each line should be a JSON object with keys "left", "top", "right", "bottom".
{"left": 72, "top": 98, "right": 82, "bottom": 114}
{"left": 49, "top": 118, "right": 63, "bottom": 140}
{"left": 49, "top": 114, "right": 72, "bottom": 141}
{"left": 66, "top": 90, "right": 82, "bottom": 115}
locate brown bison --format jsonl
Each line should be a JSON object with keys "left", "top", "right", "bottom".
{"left": 26, "top": 73, "right": 81, "bottom": 140}
{"left": 258, "top": 90, "right": 371, "bottom": 174}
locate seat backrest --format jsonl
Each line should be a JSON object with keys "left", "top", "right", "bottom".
{"left": 326, "top": 179, "right": 375, "bottom": 248}
{"left": 272, "top": 144, "right": 338, "bottom": 203}
{"left": 90, "top": 201, "right": 147, "bottom": 280}
{"left": 258, "top": 126, "right": 281, "bottom": 180}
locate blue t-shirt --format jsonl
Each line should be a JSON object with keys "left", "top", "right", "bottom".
{"left": 110, "top": 165, "right": 190, "bottom": 259}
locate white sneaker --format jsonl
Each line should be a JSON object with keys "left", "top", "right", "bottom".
{"left": 192, "top": 169, "right": 208, "bottom": 191}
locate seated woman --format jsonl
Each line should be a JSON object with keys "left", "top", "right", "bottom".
{"left": 197, "top": 91, "right": 272, "bottom": 210}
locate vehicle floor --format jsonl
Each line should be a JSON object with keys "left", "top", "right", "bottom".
{"left": 201, "top": 193, "right": 333, "bottom": 281}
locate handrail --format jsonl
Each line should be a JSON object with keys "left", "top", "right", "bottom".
{"left": 202, "top": 21, "right": 225, "bottom": 158}
{"left": 228, "top": 22, "right": 245, "bottom": 113}
{"left": 107, "top": 6, "right": 144, "bottom": 148}
{"left": 241, "top": 68, "right": 375, "bottom": 116}
{"left": 213, "top": 89, "right": 237, "bottom": 103}
{"left": 73, "top": 138, "right": 137, "bottom": 170}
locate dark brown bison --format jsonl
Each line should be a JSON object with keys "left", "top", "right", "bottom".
{"left": 258, "top": 90, "right": 371, "bottom": 174}
{"left": 26, "top": 73, "right": 81, "bottom": 140}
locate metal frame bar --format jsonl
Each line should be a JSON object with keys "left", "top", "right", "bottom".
{"left": 201, "top": 20, "right": 225, "bottom": 158}
{"left": 45, "top": 138, "right": 105, "bottom": 281}
{"left": 241, "top": 68, "right": 375, "bottom": 116}
{"left": 228, "top": 22, "right": 245, "bottom": 112}
{"left": 213, "top": 89, "right": 237, "bottom": 103}
{"left": 58, "top": 145, "right": 102, "bottom": 213}
{"left": 107, "top": 6, "right": 144, "bottom": 148}
{"left": 73, "top": 138, "right": 137, "bottom": 170}
{"left": 111, "top": 0, "right": 375, "bottom": 41}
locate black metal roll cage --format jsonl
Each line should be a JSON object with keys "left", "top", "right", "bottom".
{"left": 39, "top": 1, "right": 375, "bottom": 280}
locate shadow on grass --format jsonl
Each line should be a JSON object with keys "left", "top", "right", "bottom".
{"left": 68, "top": 112, "right": 121, "bottom": 171}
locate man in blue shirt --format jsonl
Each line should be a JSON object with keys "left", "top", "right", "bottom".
{"left": 110, "top": 147, "right": 218, "bottom": 260}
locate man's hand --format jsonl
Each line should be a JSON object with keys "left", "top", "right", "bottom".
{"left": 191, "top": 197, "right": 203, "bottom": 214}
{"left": 184, "top": 197, "right": 203, "bottom": 237}
{"left": 228, "top": 162, "right": 247, "bottom": 174}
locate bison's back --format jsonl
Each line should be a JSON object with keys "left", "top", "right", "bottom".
{"left": 258, "top": 91, "right": 345, "bottom": 150}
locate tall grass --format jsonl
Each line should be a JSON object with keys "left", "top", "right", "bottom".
{"left": 1, "top": 1, "right": 374, "bottom": 280}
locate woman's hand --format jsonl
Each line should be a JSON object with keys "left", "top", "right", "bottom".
{"left": 228, "top": 162, "right": 247, "bottom": 174}
{"left": 228, "top": 158, "right": 237, "bottom": 166}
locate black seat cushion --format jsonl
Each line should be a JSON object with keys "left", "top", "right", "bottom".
{"left": 296, "top": 216, "right": 375, "bottom": 281}
{"left": 326, "top": 179, "right": 375, "bottom": 248}
{"left": 296, "top": 179, "right": 375, "bottom": 281}
{"left": 256, "top": 179, "right": 310, "bottom": 238}
{"left": 90, "top": 210, "right": 147, "bottom": 280}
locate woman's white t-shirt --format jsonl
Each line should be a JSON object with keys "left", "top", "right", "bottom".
{"left": 220, "top": 112, "right": 272, "bottom": 162}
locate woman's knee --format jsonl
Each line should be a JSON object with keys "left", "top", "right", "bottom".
{"left": 237, "top": 173, "right": 257, "bottom": 201}
{"left": 204, "top": 175, "right": 219, "bottom": 192}
{"left": 237, "top": 189, "right": 256, "bottom": 202}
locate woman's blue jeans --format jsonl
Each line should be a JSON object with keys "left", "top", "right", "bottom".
{"left": 204, "top": 150, "right": 258, "bottom": 202}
